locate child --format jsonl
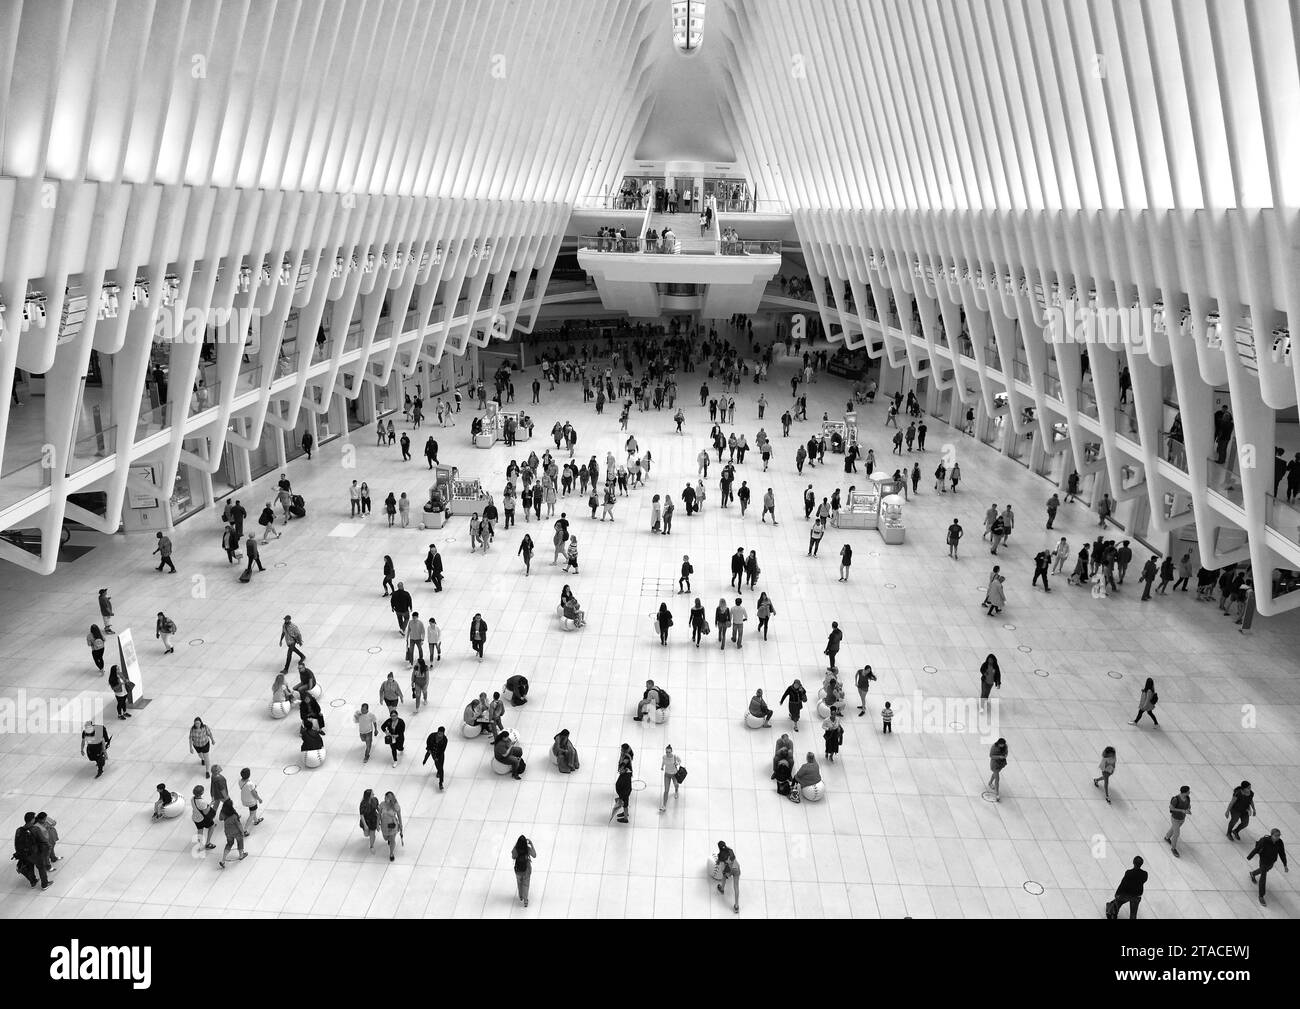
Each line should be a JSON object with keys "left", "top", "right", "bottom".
{"left": 881, "top": 702, "right": 893, "bottom": 733}
{"left": 239, "top": 768, "right": 264, "bottom": 833}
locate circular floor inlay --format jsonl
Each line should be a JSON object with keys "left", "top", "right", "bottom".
{"left": 949, "top": 721, "right": 966, "bottom": 731}
{"left": 282, "top": 765, "right": 300, "bottom": 776}
{"left": 1034, "top": 668, "right": 1050, "bottom": 678}
{"left": 923, "top": 664, "right": 938, "bottom": 674}
{"left": 274, "top": 561, "right": 287, "bottom": 568}
{"left": 1018, "top": 645, "right": 1032, "bottom": 653}
{"left": 330, "top": 698, "right": 346, "bottom": 708}
{"left": 868, "top": 551, "right": 880, "bottom": 558}
{"left": 367, "top": 646, "right": 382, "bottom": 654}
{"left": 1023, "top": 880, "right": 1045, "bottom": 896}
{"left": 1002, "top": 623, "right": 1016, "bottom": 630}
{"left": 188, "top": 638, "right": 204, "bottom": 646}
{"left": 1107, "top": 670, "right": 1123, "bottom": 679}
{"left": 884, "top": 582, "right": 896, "bottom": 589}
{"left": 631, "top": 779, "right": 647, "bottom": 791}
{"left": 980, "top": 790, "right": 1000, "bottom": 803}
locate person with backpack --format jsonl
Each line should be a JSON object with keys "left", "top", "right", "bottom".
{"left": 511, "top": 835, "right": 538, "bottom": 907}
{"left": 13, "top": 812, "right": 50, "bottom": 889}
{"left": 155, "top": 611, "right": 177, "bottom": 654}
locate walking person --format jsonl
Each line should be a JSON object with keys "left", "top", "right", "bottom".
{"left": 518, "top": 533, "right": 534, "bottom": 576}
{"left": 1225, "top": 781, "right": 1256, "bottom": 840}
{"left": 822, "top": 711, "right": 843, "bottom": 763}
{"left": 217, "top": 799, "right": 248, "bottom": 869}
{"left": 612, "top": 743, "right": 634, "bottom": 823}
{"left": 678, "top": 555, "right": 693, "bottom": 593}
{"left": 1133, "top": 677, "right": 1159, "bottom": 726}
{"left": 1105, "top": 857, "right": 1148, "bottom": 919}
{"left": 1247, "top": 829, "right": 1289, "bottom": 907}
{"left": 1092, "top": 746, "right": 1117, "bottom": 803}
{"left": 838, "top": 543, "right": 852, "bottom": 581}
{"left": 280, "top": 615, "right": 306, "bottom": 673}
{"left": 423, "top": 726, "right": 448, "bottom": 789}
{"left": 761, "top": 487, "right": 777, "bottom": 524}
{"left": 80, "top": 720, "right": 110, "bottom": 778}
{"left": 381, "top": 555, "right": 396, "bottom": 596}
{"left": 715, "top": 841, "right": 741, "bottom": 914}
{"left": 189, "top": 717, "right": 216, "bottom": 777}
{"left": 689, "top": 597, "right": 707, "bottom": 648}
{"left": 12, "top": 813, "right": 50, "bottom": 890}
{"left": 379, "top": 792, "right": 404, "bottom": 862}
{"left": 358, "top": 789, "right": 380, "bottom": 850}
{"left": 152, "top": 531, "right": 177, "bottom": 573}
{"left": 946, "top": 518, "right": 963, "bottom": 559}
{"left": 155, "top": 611, "right": 177, "bottom": 654}
{"left": 756, "top": 592, "right": 775, "bottom": 640}
{"left": 780, "top": 679, "right": 807, "bottom": 732}
{"left": 511, "top": 835, "right": 538, "bottom": 907}
{"left": 730, "top": 597, "right": 747, "bottom": 648}
{"left": 978, "top": 654, "right": 1001, "bottom": 713}
{"left": 191, "top": 785, "right": 217, "bottom": 850}
{"left": 659, "top": 745, "right": 683, "bottom": 813}
{"left": 987, "top": 738, "right": 1009, "bottom": 801}
{"left": 655, "top": 603, "right": 674, "bottom": 645}
{"left": 1164, "top": 785, "right": 1192, "bottom": 857}
{"left": 87, "top": 624, "right": 107, "bottom": 673}
{"left": 470, "top": 613, "right": 488, "bottom": 660}
{"left": 381, "top": 709, "right": 406, "bottom": 768}
{"left": 390, "top": 583, "right": 412, "bottom": 633}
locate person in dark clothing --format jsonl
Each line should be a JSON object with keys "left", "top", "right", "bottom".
{"left": 301, "top": 431, "right": 314, "bottom": 459}
{"left": 400, "top": 432, "right": 411, "bottom": 461}
{"left": 1107, "top": 856, "right": 1148, "bottom": 919}
{"left": 390, "top": 582, "right": 413, "bottom": 632}
{"left": 1247, "top": 829, "right": 1288, "bottom": 906}
{"left": 423, "top": 727, "right": 448, "bottom": 789}
{"left": 1032, "top": 550, "right": 1052, "bottom": 592}
{"left": 424, "top": 437, "right": 439, "bottom": 468}
{"left": 1139, "top": 557, "right": 1158, "bottom": 600}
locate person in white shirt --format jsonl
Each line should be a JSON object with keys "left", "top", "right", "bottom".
{"left": 354, "top": 702, "right": 380, "bottom": 762}
{"left": 239, "top": 768, "right": 264, "bottom": 832}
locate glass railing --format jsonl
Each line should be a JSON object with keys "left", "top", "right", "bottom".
{"left": 0, "top": 455, "right": 52, "bottom": 509}
{"left": 137, "top": 402, "right": 170, "bottom": 438}
{"left": 574, "top": 193, "right": 641, "bottom": 210}
{"left": 1159, "top": 432, "right": 1188, "bottom": 471}
{"left": 311, "top": 338, "right": 334, "bottom": 363}
{"left": 1205, "top": 456, "right": 1245, "bottom": 506}
{"left": 1042, "top": 372, "right": 1062, "bottom": 400}
{"left": 578, "top": 234, "right": 644, "bottom": 253}
{"left": 1264, "top": 494, "right": 1300, "bottom": 545}
{"left": 718, "top": 239, "right": 782, "bottom": 256}
{"left": 233, "top": 364, "right": 262, "bottom": 394}
{"left": 1012, "top": 360, "right": 1031, "bottom": 383}
{"left": 1076, "top": 387, "right": 1099, "bottom": 419}
{"left": 273, "top": 351, "right": 298, "bottom": 380}
{"left": 984, "top": 345, "right": 1002, "bottom": 371}
{"left": 1113, "top": 407, "right": 1139, "bottom": 438}
{"left": 715, "top": 198, "right": 788, "bottom": 214}
{"left": 188, "top": 381, "right": 220, "bottom": 416}
{"left": 958, "top": 337, "right": 974, "bottom": 358}
{"left": 68, "top": 426, "right": 117, "bottom": 473}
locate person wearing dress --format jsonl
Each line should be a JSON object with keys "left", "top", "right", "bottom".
{"left": 780, "top": 679, "right": 807, "bottom": 731}
{"left": 378, "top": 792, "right": 403, "bottom": 861}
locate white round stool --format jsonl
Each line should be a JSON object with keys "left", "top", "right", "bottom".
{"left": 654, "top": 707, "right": 668, "bottom": 725}
{"left": 816, "top": 700, "right": 831, "bottom": 719}
{"left": 307, "top": 684, "right": 323, "bottom": 701}
{"left": 492, "top": 757, "right": 513, "bottom": 775}
{"left": 270, "top": 700, "right": 292, "bottom": 719}
{"left": 801, "top": 781, "right": 825, "bottom": 802}
{"left": 744, "top": 711, "right": 767, "bottom": 729}
{"left": 159, "top": 796, "right": 184, "bottom": 818}
{"left": 303, "top": 747, "right": 326, "bottom": 768}
{"left": 461, "top": 721, "right": 483, "bottom": 739}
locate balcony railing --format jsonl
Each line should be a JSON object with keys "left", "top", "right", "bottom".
{"left": 1011, "top": 360, "right": 1031, "bottom": 383}
{"left": 715, "top": 198, "right": 788, "bottom": 214}
{"left": 1160, "top": 432, "right": 1188, "bottom": 471}
{"left": 233, "top": 364, "right": 262, "bottom": 394}
{"left": 1112, "top": 406, "right": 1139, "bottom": 439}
{"left": 1265, "top": 494, "right": 1300, "bottom": 546}
{"left": 579, "top": 234, "right": 645, "bottom": 253}
{"left": 137, "top": 402, "right": 170, "bottom": 439}
{"left": 0, "top": 455, "right": 52, "bottom": 509}
{"left": 1076, "top": 387, "right": 1099, "bottom": 419}
{"left": 718, "top": 239, "right": 782, "bottom": 256}
{"left": 69, "top": 426, "right": 117, "bottom": 473}
{"left": 188, "top": 381, "right": 220, "bottom": 416}
{"left": 1205, "top": 456, "right": 1245, "bottom": 506}
{"left": 1042, "top": 372, "right": 1063, "bottom": 401}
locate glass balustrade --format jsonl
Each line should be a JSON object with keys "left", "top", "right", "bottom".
{"left": 0, "top": 455, "right": 52, "bottom": 509}
{"left": 69, "top": 426, "right": 117, "bottom": 473}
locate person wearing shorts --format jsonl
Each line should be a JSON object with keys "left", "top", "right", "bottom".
{"left": 411, "top": 660, "right": 430, "bottom": 712}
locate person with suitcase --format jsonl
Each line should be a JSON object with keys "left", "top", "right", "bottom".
{"left": 242, "top": 535, "right": 264, "bottom": 581}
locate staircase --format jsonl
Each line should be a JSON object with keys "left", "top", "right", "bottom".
{"left": 643, "top": 212, "right": 716, "bottom": 254}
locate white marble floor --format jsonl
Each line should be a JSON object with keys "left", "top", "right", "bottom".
{"left": 2, "top": 337, "right": 1298, "bottom": 919}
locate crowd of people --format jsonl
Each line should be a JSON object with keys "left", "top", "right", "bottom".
{"left": 12, "top": 312, "right": 1288, "bottom": 919}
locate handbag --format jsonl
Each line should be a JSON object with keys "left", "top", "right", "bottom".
{"left": 1104, "top": 899, "right": 1119, "bottom": 920}
{"left": 674, "top": 766, "right": 688, "bottom": 784}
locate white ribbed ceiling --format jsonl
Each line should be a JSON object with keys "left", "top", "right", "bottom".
{"left": 4, "top": 0, "right": 1295, "bottom": 211}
